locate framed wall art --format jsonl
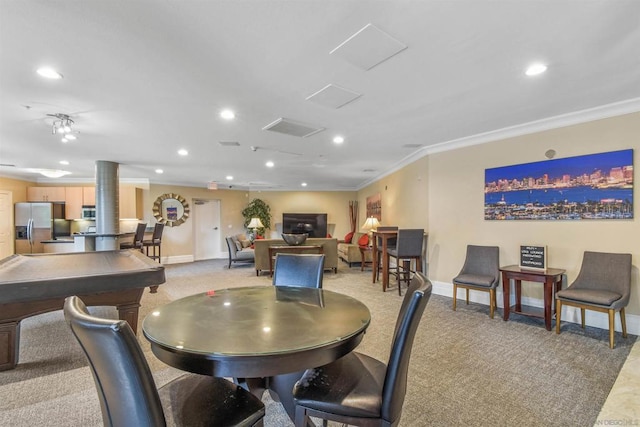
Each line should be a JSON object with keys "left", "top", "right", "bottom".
{"left": 366, "top": 193, "right": 381, "bottom": 221}
{"left": 485, "top": 149, "right": 633, "bottom": 220}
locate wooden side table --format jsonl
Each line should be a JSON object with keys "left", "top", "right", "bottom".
{"left": 359, "top": 245, "right": 372, "bottom": 271}
{"left": 268, "top": 245, "right": 324, "bottom": 276}
{"left": 500, "top": 265, "right": 565, "bottom": 331}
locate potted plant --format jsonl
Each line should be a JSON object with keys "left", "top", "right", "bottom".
{"left": 242, "top": 198, "right": 271, "bottom": 238}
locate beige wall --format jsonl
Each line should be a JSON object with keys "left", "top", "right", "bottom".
{"left": 246, "top": 190, "right": 357, "bottom": 240}
{"left": 358, "top": 111, "right": 640, "bottom": 315}
{"left": 0, "top": 176, "right": 32, "bottom": 203}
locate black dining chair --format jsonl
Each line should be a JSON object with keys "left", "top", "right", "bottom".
{"left": 120, "top": 222, "right": 146, "bottom": 251}
{"left": 292, "top": 272, "right": 432, "bottom": 427}
{"left": 63, "top": 296, "right": 265, "bottom": 427}
{"left": 272, "top": 253, "right": 325, "bottom": 288}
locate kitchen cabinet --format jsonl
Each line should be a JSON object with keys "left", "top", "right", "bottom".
{"left": 65, "top": 187, "right": 83, "bottom": 219}
{"left": 27, "top": 187, "right": 66, "bottom": 202}
{"left": 83, "top": 187, "right": 96, "bottom": 205}
{"left": 119, "top": 186, "right": 142, "bottom": 219}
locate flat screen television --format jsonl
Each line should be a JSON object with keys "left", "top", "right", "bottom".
{"left": 282, "top": 213, "right": 328, "bottom": 238}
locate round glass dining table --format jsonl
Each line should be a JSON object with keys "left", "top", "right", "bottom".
{"left": 142, "top": 285, "right": 371, "bottom": 379}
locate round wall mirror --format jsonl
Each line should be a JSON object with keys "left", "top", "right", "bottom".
{"left": 153, "top": 193, "right": 190, "bottom": 227}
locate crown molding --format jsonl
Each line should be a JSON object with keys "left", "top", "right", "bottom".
{"left": 357, "top": 97, "right": 640, "bottom": 191}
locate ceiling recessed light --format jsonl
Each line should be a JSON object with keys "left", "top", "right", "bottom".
{"left": 178, "top": 149, "right": 189, "bottom": 156}
{"left": 59, "top": 160, "right": 69, "bottom": 165}
{"left": 265, "top": 161, "right": 274, "bottom": 168}
{"left": 61, "top": 138, "right": 68, "bottom": 143}
{"left": 226, "top": 175, "right": 233, "bottom": 180}
{"left": 64, "top": 134, "right": 76, "bottom": 140}
{"left": 525, "top": 63, "right": 547, "bottom": 76}
{"left": 333, "top": 136, "right": 345, "bottom": 144}
{"left": 220, "top": 109, "right": 235, "bottom": 120}
{"left": 301, "top": 182, "right": 308, "bottom": 187}
{"left": 155, "top": 169, "right": 164, "bottom": 174}
{"left": 36, "top": 67, "right": 63, "bottom": 79}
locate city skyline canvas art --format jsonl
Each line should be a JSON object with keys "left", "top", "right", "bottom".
{"left": 485, "top": 149, "right": 633, "bottom": 220}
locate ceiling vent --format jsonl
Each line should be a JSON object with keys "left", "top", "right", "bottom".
{"left": 262, "top": 118, "right": 325, "bottom": 138}
{"left": 218, "top": 141, "right": 240, "bottom": 146}
{"left": 331, "top": 23, "right": 407, "bottom": 71}
{"left": 306, "top": 84, "right": 362, "bottom": 109}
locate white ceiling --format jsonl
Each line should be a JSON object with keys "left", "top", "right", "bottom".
{"left": 2, "top": 0, "right": 640, "bottom": 191}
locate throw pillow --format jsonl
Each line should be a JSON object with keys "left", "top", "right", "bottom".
{"left": 357, "top": 234, "right": 369, "bottom": 246}
{"left": 256, "top": 235, "right": 265, "bottom": 240}
{"left": 240, "top": 239, "right": 251, "bottom": 248}
{"left": 344, "top": 231, "right": 354, "bottom": 243}
{"left": 235, "top": 241, "right": 243, "bottom": 251}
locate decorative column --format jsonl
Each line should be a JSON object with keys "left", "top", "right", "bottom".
{"left": 95, "top": 160, "right": 119, "bottom": 250}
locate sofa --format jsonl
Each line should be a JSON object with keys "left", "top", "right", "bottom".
{"left": 253, "top": 237, "right": 338, "bottom": 276}
{"left": 337, "top": 232, "right": 373, "bottom": 267}
{"left": 225, "top": 235, "right": 255, "bottom": 268}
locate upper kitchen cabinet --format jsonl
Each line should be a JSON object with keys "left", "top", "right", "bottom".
{"left": 119, "top": 186, "right": 142, "bottom": 219}
{"left": 27, "top": 187, "right": 66, "bottom": 202}
{"left": 65, "top": 187, "right": 83, "bottom": 219}
{"left": 83, "top": 187, "right": 96, "bottom": 205}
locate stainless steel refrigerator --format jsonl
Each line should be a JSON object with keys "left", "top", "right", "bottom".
{"left": 14, "top": 202, "right": 57, "bottom": 254}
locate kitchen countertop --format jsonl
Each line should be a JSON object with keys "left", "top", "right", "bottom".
{"left": 41, "top": 240, "right": 75, "bottom": 244}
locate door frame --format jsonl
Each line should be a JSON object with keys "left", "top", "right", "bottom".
{"left": 192, "top": 198, "right": 222, "bottom": 261}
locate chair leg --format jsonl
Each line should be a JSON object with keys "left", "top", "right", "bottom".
{"left": 621, "top": 307, "right": 628, "bottom": 338}
{"left": 294, "top": 406, "right": 310, "bottom": 427}
{"left": 580, "top": 308, "right": 585, "bottom": 328}
{"left": 489, "top": 289, "right": 495, "bottom": 319}
{"left": 608, "top": 309, "right": 615, "bottom": 349}
{"left": 452, "top": 284, "right": 458, "bottom": 311}
{"left": 465, "top": 288, "right": 469, "bottom": 305}
{"left": 555, "top": 300, "right": 562, "bottom": 334}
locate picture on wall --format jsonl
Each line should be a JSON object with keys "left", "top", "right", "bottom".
{"left": 366, "top": 193, "right": 382, "bottom": 221}
{"left": 485, "top": 149, "right": 633, "bottom": 220}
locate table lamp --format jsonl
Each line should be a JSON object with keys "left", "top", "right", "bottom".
{"left": 361, "top": 216, "right": 380, "bottom": 247}
{"left": 248, "top": 217, "right": 264, "bottom": 241}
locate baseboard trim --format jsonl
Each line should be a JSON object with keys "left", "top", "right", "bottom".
{"left": 432, "top": 280, "right": 640, "bottom": 336}
{"left": 162, "top": 255, "right": 195, "bottom": 264}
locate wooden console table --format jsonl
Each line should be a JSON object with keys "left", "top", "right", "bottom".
{"left": 268, "top": 245, "right": 324, "bottom": 276}
{"left": 500, "top": 265, "right": 565, "bottom": 331}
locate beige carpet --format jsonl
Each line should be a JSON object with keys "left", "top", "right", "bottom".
{"left": 0, "top": 259, "right": 635, "bottom": 426}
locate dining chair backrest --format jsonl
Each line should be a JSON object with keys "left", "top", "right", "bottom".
{"left": 458, "top": 245, "right": 500, "bottom": 286}
{"left": 272, "top": 253, "right": 325, "bottom": 288}
{"left": 571, "top": 251, "right": 632, "bottom": 308}
{"left": 133, "top": 222, "right": 147, "bottom": 246}
{"left": 376, "top": 226, "right": 398, "bottom": 247}
{"left": 394, "top": 229, "right": 424, "bottom": 257}
{"left": 152, "top": 223, "right": 164, "bottom": 241}
{"left": 64, "top": 296, "right": 166, "bottom": 427}
{"left": 383, "top": 272, "right": 432, "bottom": 423}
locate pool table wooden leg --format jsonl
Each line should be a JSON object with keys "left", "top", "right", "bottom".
{"left": 0, "top": 320, "right": 20, "bottom": 371}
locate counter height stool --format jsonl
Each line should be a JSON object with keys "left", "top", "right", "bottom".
{"left": 387, "top": 229, "right": 424, "bottom": 296}
{"left": 143, "top": 223, "right": 164, "bottom": 263}
{"left": 120, "top": 222, "right": 147, "bottom": 251}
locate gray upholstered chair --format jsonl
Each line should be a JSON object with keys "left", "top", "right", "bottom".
{"left": 387, "top": 229, "right": 425, "bottom": 295}
{"left": 292, "top": 272, "right": 432, "bottom": 427}
{"left": 120, "top": 222, "right": 146, "bottom": 251}
{"left": 225, "top": 236, "right": 255, "bottom": 269}
{"left": 64, "top": 296, "right": 265, "bottom": 427}
{"left": 452, "top": 245, "right": 500, "bottom": 318}
{"left": 272, "top": 253, "right": 325, "bottom": 288}
{"left": 556, "top": 251, "right": 632, "bottom": 349}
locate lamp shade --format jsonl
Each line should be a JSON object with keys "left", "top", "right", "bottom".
{"left": 248, "top": 217, "right": 264, "bottom": 229}
{"left": 361, "top": 216, "right": 380, "bottom": 231}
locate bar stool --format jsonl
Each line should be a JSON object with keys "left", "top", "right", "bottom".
{"left": 143, "top": 223, "right": 164, "bottom": 263}
{"left": 120, "top": 222, "right": 146, "bottom": 251}
{"left": 387, "top": 229, "right": 424, "bottom": 295}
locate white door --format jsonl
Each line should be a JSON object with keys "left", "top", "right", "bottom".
{"left": 193, "top": 199, "right": 221, "bottom": 261}
{"left": 0, "top": 191, "right": 13, "bottom": 259}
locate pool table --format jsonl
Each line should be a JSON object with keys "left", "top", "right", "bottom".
{"left": 0, "top": 250, "right": 165, "bottom": 371}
